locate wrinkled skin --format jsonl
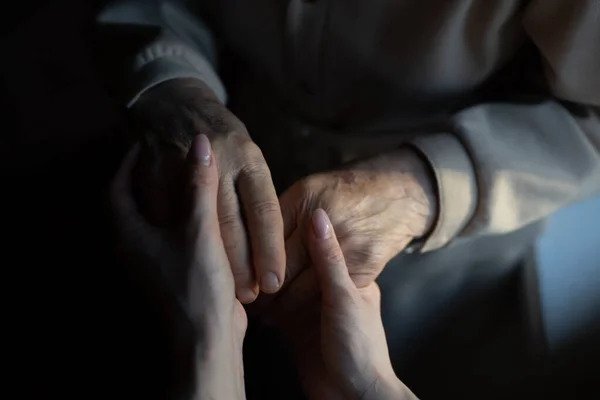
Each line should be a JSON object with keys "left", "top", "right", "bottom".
{"left": 130, "top": 78, "right": 285, "bottom": 304}
{"left": 253, "top": 147, "right": 437, "bottom": 327}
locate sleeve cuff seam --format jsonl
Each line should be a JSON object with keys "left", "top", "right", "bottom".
{"left": 410, "top": 132, "right": 478, "bottom": 252}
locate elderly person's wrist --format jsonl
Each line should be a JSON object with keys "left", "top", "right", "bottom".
{"left": 365, "top": 146, "right": 439, "bottom": 238}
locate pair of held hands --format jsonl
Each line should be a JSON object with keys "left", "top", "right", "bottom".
{"left": 131, "top": 78, "right": 437, "bottom": 308}
{"left": 114, "top": 78, "right": 434, "bottom": 398}
{"left": 110, "top": 135, "right": 416, "bottom": 399}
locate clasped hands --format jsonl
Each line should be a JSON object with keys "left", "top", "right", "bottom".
{"left": 113, "top": 79, "right": 433, "bottom": 399}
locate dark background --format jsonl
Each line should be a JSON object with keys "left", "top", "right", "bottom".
{"left": 2, "top": 1, "right": 170, "bottom": 398}
{"left": 2, "top": 1, "right": 597, "bottom": 399}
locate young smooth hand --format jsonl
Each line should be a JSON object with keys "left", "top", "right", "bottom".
{"left": 295, "top": 209, "right": 418, "bottom": 400}
{"left": 110, "top": 135, "right": 246, "bottom": 400}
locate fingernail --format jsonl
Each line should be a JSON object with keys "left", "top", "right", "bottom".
{"left": 237, "top": 288, "right": 258, "bottom": 304}
{"left": 312, "top": 208, "right": 331, "bottom": 239}
{"left": 260, "top": 272, "right": 280, "bottom": 293}
{"left": 193, "top": 134, "right": 212, "bottom": 166}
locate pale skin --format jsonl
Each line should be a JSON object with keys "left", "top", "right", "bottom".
{"left": 111, "top": 135, "right": 247, "bottom": 400}
{"left": 110, "top": 138, "right": 419, "bottom": 399}
{"left": 301, "top": 208, "right": 419, "bottom": 400}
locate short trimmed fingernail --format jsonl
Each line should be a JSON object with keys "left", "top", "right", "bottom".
{"left": 193, "top": 134, "right": 212, "bottom": 166}
{"left": 260, "top": 272, "right": 280, "bottom": 293}
{"left": 312, "top": 208, "right": 331, "bottom": 239}
{"left": 237, "top": 288, "right": 258, "bottom": 304}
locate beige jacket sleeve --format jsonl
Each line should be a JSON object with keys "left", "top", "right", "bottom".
{"left": 411, "top": 0, "right": 600, "bottom": 252}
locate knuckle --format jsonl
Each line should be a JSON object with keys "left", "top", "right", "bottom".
{"left": 240, "top": 158, "right": 269, "bottom": 178}
{"left": 213, "top": 107, "right": 247, "bottom": 135}
{"left": 250, "top": 200, "right": 280, "bottom": 219}
{"left": 198, "top": 103, "right": 243, "bottom": 135}
{"left": 238, "top": 138, "right": 260, "bottom": 155}
{"left": 230, "top": 122, "right": 250, "bottom": 138}
{"left": 219, "top": 211, "right": 242, "bottom": 230}
{"left": 213, "top": 125, "right": 245, "bottom": 146}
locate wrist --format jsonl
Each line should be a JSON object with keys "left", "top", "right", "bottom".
{"left": 193, "top": 330, "right": 245, "bottom": 400}
{"left": 135, "top": 77, "right": 246, "bottom": 143}
{"left": 372, "top": 147, "right": 439, "bottom": 238}
{"left": 361, "top": 373, "right": 417, "bottom": 400}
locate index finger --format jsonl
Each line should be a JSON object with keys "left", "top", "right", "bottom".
{"left": 238, "top": 153, "right": 286, "bottom": 294}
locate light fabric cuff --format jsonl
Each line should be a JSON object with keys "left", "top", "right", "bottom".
{"left": 410, "top": 133, "right": 478, "bottom": 251}
{"left": 127, "top": 40, "right": 227, "bottom": 107}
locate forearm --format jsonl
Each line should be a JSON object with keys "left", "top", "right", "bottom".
{"left": 193, "top": 338, "right": 246, "bottom": 400}
{"left": 187, "top": 264, "right": 246, "bottom": 400}
{"left": 176, "top": 301, "right": 245, "bottom": 400}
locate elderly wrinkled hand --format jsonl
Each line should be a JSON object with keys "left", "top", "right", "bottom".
{"left": 131, "top": 78, "right": 285, "bottom": 304}
{"left": 256, "top": 147, "right": 437, "bottom": 326}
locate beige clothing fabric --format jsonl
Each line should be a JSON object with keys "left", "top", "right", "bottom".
{"left": 99, "top": 0, "right": 600, "bottom": 252}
